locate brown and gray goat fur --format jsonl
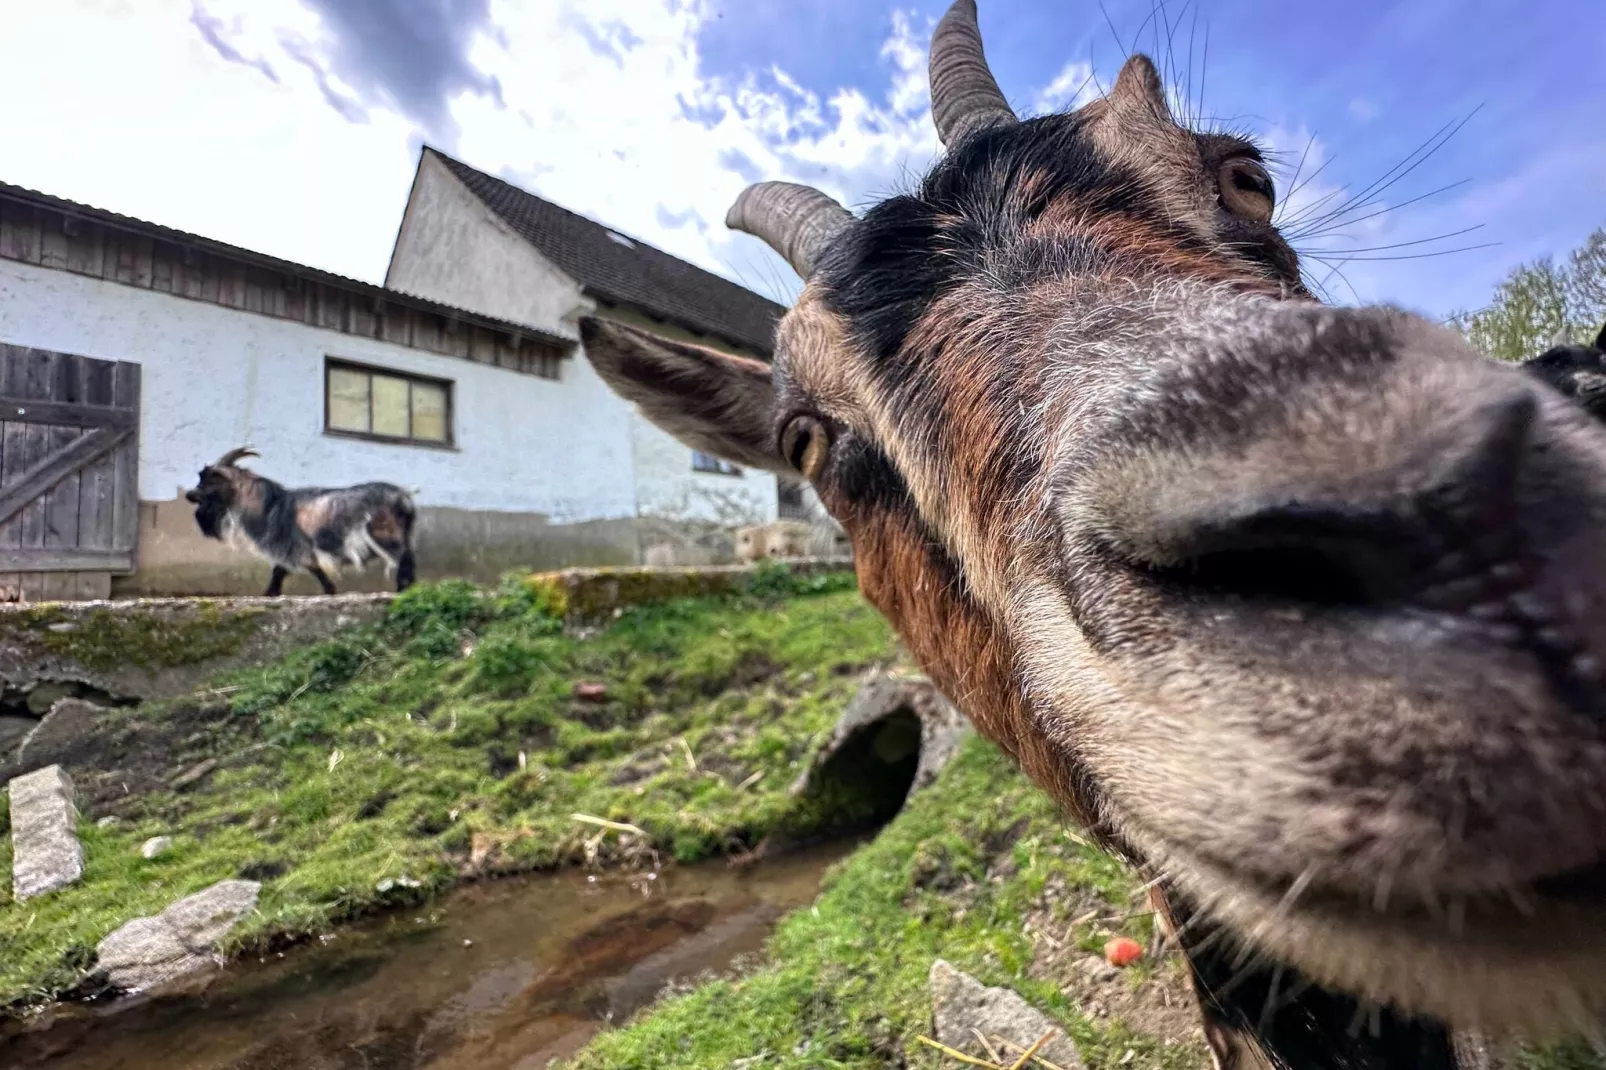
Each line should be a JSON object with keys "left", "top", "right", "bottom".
{"left": 1518, "top": 323, "right": 1606, "bottom": 422}
{"left": 185, "top": 447, "right": 417, "bottom": 596}
{"left": 578, "top": 3, "right": 1606, "bottom": 1067}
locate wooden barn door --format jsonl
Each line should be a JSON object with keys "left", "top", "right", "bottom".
{"left": 0, "top": 344, "right": 140, "bottom": 601}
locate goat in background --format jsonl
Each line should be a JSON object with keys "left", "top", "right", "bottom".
{"left": 185, "top": 447, "right": 417, "bottom": 596}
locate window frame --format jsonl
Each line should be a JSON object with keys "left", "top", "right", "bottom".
{"left": 691, "top": 450, "right": 743, "bottom": 477}
{"left": 322, "top": 357, "right": 456, "bottom": 450}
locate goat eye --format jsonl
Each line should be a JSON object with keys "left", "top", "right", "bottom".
{"left": 1218, "top": 158, "right": 1275, "bottom": 224}
{"left": 780, "top": 415, "right": 830, "bottom": 481}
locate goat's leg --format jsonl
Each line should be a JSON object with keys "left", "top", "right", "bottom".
{"left": 307, "top": 565, "right": 337, "bottom": 595}
{"left": 395, "top": 549, "right": 416, "bottom": 591}
{"left": 377, "top": 540, "right": 416, "bottom": 592}
{"left": 264, "top": 565, "right": 288, "bottom": 597}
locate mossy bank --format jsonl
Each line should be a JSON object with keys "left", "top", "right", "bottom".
{"left": 0, "top": 566, "right": 891, "bottom": 1013}
{"left": 567, "top": 737, "right": 1606, "bottom": 1070}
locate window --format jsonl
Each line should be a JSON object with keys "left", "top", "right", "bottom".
{"left": 777, "top": 480, "right": 808, "bottom": 519}
{"left": 325, "top": 359, "right": 452, "bottom": 446}
{"left": 692, "top": 450, "right": 741, "bottom": 476}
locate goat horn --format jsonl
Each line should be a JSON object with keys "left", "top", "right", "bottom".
{"left": 929, "top": 0, "right": 1016, "bottom": 147}
{"left": 725, "top": 181, "right": 853, "bottom": 279}
{"left": 215, "top": 446, "right": 259, "bottom": 468}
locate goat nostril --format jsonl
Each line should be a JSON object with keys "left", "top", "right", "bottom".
{"left": 1155, "top": 506, "right": 1394, "bottom": 607}
{"left": 1146, "top": 392, "right": 1540, "bottom": 611}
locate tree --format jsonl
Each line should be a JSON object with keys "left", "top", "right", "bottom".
{"left": 1566, "top": 227, "right": 1606, "bottom": 335}
{"left": 1449, "top": 225, "right": 1606, "bottom": 362}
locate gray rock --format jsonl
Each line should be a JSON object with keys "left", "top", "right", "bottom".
{"left": 24, "top": 682, "right": 75, "bottom": 716}
{"left": 790, "top": 672, "right": 971, "bottom": 803}
{"left": 96, "top": 879, "right": 260, "bottom": 992}
{"left": 17, "top": 698, "right": 110, "bottom": 767}
{"left": 8, "top": 764, "right": 84, "bottom": 901}
{"left": 169, "top": 758, "right": 218, "bottom": 791}
{"left": 0, "top": 714, "right": 36, "bottom": 760}
{"left": 1076, "top": 955, "right": 1119, "bottom": 984}
{"left": 140, "top": 836, "right": 174, "bottom": 860}
{"left": 95, "top": 815, "right": 121, "bottom": 829}
{"left": 929, "top": 959, "right": 1085, "bottom": 1069}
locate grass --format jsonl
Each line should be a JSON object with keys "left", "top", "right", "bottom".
{"left": 565, "top": 738, "right": 1606, "bottom": 1070}
{"left": 569, "top": 736, "right": 1211, "bottom": 1070}
{"left": 0, "top": 565, "right": 894, "bottom": 1012}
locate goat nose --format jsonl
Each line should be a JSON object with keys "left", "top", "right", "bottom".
{"left": 1161, "top": 392, "right": 1538, "bottom": 611}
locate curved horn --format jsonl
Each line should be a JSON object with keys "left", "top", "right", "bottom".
{"left": 929, "top": 0, "right": 1016, "bottom": 146}
{"left": 725, "top": 182, "right": 853, "bottom": 279}
{"left": 215, "top": 446, "right": 259, "bottom": 468}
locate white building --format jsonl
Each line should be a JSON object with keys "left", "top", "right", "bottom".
{"left": 0, "top": 163, "right": 809, "bottom": 599}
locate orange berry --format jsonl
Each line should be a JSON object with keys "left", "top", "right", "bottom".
{"left": 1104, "top": 936, "right": 1144, "bottom": 967}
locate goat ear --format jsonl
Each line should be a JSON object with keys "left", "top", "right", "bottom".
{"left": 580, "top": 317, "right": 786, "bottom": 473}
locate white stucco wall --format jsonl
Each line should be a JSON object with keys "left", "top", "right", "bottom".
{"left": 0, "top": 259, "right": 639, "bottom": 522}
{"left": 630, "top": 414, "right": 776, "bottom": 525}
{"left": 384, "top": 157, "right": 781, "bottom": 530}
{"left": 386, "top": 153, "right": 586, "bottom": 338}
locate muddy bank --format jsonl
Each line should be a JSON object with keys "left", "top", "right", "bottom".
{"left": 0, "top": 838, "right": 863, "bottom": 1070}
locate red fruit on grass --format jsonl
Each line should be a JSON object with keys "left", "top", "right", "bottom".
{"left": 1104, "top": 936, "right": 1143, "bottom": 967}
{"left": 574, "top": 682, "right": 608, "bottom": 702}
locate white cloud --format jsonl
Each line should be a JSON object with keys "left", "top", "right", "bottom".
{"left": 1347, "top": 97, "right": 1379, "bottom": 124}
{"left": 1032, "top": 61, "right": 1098, "bottom": 115}
{"left": 0, "top": 0, "right": 952, "bottom": 306}
{"left": 0, "top": 1, "right": 1420, "bottom": 315}
{"left": 0, "top": 0, "right": 419, "bottom": 284}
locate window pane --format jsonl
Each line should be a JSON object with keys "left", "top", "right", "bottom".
{"left": 372, "top": 375, "right": 410, "bottom": 437}
{"left": 411, "top": 382, "right": 448, "bottom": 442}
{"left": 327, "top": 367, "right": 370, "bottom": 432}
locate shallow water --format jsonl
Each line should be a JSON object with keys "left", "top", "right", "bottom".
{"left": 0, "top": 839, "right": 860, "bottom": 1070}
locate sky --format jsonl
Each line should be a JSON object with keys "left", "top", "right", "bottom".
{"left": 1, "top": 0, "right": 1601, "bottom": 321}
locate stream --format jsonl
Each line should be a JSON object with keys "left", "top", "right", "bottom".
{"left": 0, "top": 838, "right": 864, "bottom": 1070}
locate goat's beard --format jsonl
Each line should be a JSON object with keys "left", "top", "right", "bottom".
{"left": 192, "top": 499, "right": 228, "bottom": 540}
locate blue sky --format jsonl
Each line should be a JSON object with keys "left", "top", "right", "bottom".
{"left": 1, "top": 0, "right": 1601, "bottom": 323}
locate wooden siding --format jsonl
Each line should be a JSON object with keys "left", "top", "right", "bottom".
{"left": 0, "top": 197, "right": 568, "bottom": 380}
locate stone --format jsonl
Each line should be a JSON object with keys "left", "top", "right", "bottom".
{"left": 17, "top": 698, "right": 110, "bottom": 768}
{"left": 24, "top": 681, "right": 75, "bottom": 716}
{"left": 96, "top": 815, "right": 121, "bottom": 829}
{"left": 0, "top": 714, "right": 36, "bottom": 760}
{"left": 1076, "top": 955, "right": 1119, "bottom": 984}
{"left": 8, "top": 764, "right": 84, "bottom": 901}
{"left": 169, "top": 758, "right": 218, "bottom": 791}
{"left": 929, "top": 959, "right": 1085, "bottom": 1069}
{"left": 140, "top": 836, "right": 174, "bottom": 860}
{"left": 96, "top": 879, "right": 260, "bottom": 992}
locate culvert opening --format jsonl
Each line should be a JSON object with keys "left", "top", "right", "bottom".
{"left": 786, "top": 708, "right": 923, "bottom": 843}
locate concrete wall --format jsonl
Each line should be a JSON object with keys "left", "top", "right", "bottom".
{"left": 118, "top": 498, "right": 640, "bottom": 597}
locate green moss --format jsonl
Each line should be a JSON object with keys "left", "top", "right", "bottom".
{"left": 14, "top": 601, "right": 265, "bottom": 674}
{"left": 0, "top": 579, "right": 898, "bottom": 1013}
{"left": 519, "top": 561, "right": 858, "bottom": 628}
{"left": 555, "top": 568, "right": 743, "bottom": 627}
